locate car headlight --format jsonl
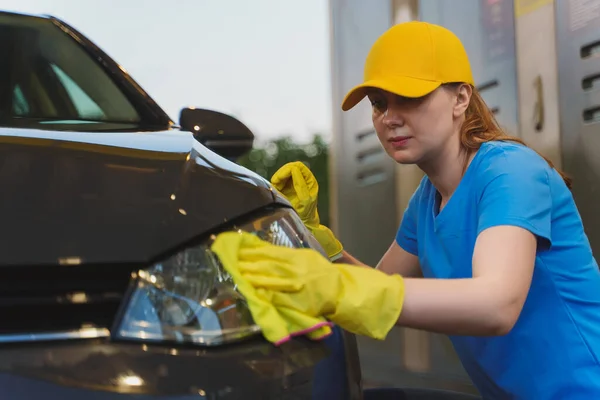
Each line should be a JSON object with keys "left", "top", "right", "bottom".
{"left": 116, "top": 207, "right": 325, "bottom": 346}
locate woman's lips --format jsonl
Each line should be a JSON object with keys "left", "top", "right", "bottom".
{"left": 389, "top": 136, "right": 410, "bottom": 148}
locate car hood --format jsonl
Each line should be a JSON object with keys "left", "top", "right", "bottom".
{"left": 0, "top": 127, "right": 283, "bottom": 266}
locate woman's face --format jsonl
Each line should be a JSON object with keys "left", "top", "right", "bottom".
{"left": 369, "top": 85, "right": 468, "bottom": 165}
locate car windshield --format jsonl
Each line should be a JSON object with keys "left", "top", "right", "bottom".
{"left": 0, "top": 13, "right": 160, "bottom": 131}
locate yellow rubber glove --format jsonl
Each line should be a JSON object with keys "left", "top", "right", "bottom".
{"left": 211, "top": 231, "right": 405, "bottom": 341}
{"left": 270, "top": 161, "right": 343, "bottom": 260}
{"left": 211, "top": 231, "right": 333, "bottom": 345}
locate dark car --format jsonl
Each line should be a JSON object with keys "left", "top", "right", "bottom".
{"left": 0, "top": 10, "right": 483, "bottom": 400}
{"left": 0, "top": 10, "right": 365, "bottom": 400}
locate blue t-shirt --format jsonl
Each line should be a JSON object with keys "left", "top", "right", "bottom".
{"left": 396, "top": 141, "right": 600, "bottom": 399}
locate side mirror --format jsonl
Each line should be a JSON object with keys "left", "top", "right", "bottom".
{"left": 179, "top": 107, "right": 255, "bottom": 161}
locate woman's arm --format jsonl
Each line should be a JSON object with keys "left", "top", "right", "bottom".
{"left": 396, "top": 225, "right": 536, "bottom": 336}
{"left": 334, "top": 250, "right": 368, "bottom": 266}
{"left": 376, "top": 241, "right": 422, "bottom": 277}
{"left": 335, "top": 241, "right": 422, "bottom": 278}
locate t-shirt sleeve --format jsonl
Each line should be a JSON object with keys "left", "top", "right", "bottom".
{"left": 476, "top": 148, "right": 553, "bottom": 248}
{"left": 396, "top": 188, "right": 420, "bottom": 256}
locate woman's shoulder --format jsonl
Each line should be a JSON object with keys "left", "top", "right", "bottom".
{"left": 475, "top": 141, "right": 551, "bottom": 177}
{"left": 466, "top": 141, "right": 558, "bottom": 200}
{"left": 479, "top": 140, "right": 546, "bottom": 163}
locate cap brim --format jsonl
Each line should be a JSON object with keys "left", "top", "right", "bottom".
{"left": 341, "top": 77, "right": 443, "bottom": 111}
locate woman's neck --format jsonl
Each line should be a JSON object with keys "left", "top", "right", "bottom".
{"left": 419, "top": 140, "right": 472, "bottom": 201}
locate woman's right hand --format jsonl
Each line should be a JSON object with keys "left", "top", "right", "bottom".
{"left": 211, "top": 231, "right": 404, "bottom": 342}
{"left": 270, "top": 161, "right": 343, "bottom": 260}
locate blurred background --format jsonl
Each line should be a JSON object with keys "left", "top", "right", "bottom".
{"left": 5, "top": 0, "right": 600, "bottom": 394}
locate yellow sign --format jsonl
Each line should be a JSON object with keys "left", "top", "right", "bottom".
{"left": 515, "top": 0, "right": 554, "bottom": 17}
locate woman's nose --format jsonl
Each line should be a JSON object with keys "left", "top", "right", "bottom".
{"left": 382, "top": 105, "right": 405, "bottom": 128}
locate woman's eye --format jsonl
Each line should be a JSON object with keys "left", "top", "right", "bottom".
{"left": 370, "top": 100, "right": 386, "bottom": 112}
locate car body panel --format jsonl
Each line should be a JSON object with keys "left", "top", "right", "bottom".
{"left": 0, "top": 329, "right": 353, "bottom": 399}
{"left": 0, "top": 127, "right": 284, "bottom": 266}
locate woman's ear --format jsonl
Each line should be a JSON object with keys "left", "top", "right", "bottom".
{"left": 453, "top": 84, "right": 472, "bottom": 118}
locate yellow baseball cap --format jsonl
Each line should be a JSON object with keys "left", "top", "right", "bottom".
{"left": 341, "top": 21, "right": 475, "bottom": 111}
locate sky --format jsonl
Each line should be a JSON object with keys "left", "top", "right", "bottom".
{"left": 3, "top": 0, "right": 332, "bottom": 144}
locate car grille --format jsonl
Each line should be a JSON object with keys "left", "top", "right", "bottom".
{"left": 0, "top": 264, "right": 134, "bottom": 336}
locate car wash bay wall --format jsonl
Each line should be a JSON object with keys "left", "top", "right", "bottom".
{"left": 553, "top": 0, "right": 600, "bottom": 257}
{"left": 328, "top": 0, "right": 399, "bottom": 268}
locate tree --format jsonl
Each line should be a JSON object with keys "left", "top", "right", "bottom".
{"left": 237, "top": 134, "right": 330, "bottom": 227}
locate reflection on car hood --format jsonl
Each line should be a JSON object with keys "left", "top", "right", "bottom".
{"left": 0, "top": 127, "right": 280, "bottom": 266}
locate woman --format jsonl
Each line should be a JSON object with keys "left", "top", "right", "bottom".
{"left": 211, "top": 21, "right": 600, "bottom": 398}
